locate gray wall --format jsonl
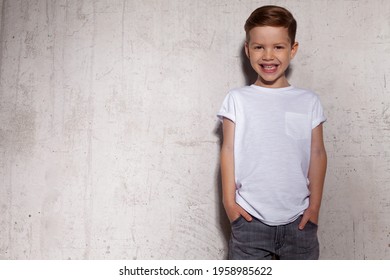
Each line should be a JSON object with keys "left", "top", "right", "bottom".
{"left": 0, "top": 0, "right": 389, "bottom": 259}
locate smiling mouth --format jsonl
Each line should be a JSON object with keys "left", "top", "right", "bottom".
{"left": 261, "top": 64, "right": 279, "bottom": 73}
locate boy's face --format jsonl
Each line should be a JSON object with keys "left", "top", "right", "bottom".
{"left": 245, "top": 26, "right": 298, "bottom": 88}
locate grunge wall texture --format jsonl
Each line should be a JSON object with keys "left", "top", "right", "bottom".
{"left": 0, "top": 0, "right": 389, "bottom": 259}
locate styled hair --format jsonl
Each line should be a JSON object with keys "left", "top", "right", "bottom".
{"left": 244, "top": 5, "right": 297, "bottom": 45}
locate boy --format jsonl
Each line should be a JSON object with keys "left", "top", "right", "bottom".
{"left": 217, "top": 5, "right": 327, "bottom": 260}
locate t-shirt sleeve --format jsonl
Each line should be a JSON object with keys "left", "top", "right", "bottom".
{"left": 311, "top": 97, "right": 327, "bottom": 129}
{"left": 217, "top": 92, "right": 236, "bottom": 123}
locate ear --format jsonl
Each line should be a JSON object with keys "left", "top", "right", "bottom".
{"left": 290, "top": 42, "right": 299, "bottom": 59}
{"left": 245, "top": 41, "right": 250, "bottom": 58}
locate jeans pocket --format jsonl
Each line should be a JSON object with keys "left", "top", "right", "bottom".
{"left": 231, "top": 216, "right": 244, "bottom": 227}
{"left": 307, "top": 220, "right": 318, "bottom": 227}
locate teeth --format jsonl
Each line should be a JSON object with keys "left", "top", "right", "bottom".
{"left": 263, "top": 65, "right": 276, "bottom": 69}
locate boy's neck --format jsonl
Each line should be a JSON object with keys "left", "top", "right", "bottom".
{"left": 254, "top": 76, "right": 290, "bottom": 88}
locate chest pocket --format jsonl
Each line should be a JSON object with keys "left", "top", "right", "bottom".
{"left": 285, "top": 112, "right": 311, "bottom": 140}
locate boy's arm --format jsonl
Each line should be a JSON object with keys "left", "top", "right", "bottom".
{"left": 299, "top": 123, "right": 327, "bottom": 230}
{"left": 221, "top": 118, "right": 252, "bottom": 222}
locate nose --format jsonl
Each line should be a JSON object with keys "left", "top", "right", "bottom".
{"left": 262, "top": 48, "right": 274, "bottom": 60}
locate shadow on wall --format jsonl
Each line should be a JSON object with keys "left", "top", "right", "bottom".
{"left": 240, "top": 41, "right": 258, "bottom": 86}
{"left": 214, "top": 41, "right": 294, "bottom": 259}
{"left": 213, "top": 124, "right": 230, "bottom": 258}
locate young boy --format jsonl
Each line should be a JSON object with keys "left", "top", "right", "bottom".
{"left": 217, "top": 5, "right": 327, "bottom": 260}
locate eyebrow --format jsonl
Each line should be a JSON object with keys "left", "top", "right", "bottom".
{"left": 250, "top": 42, "right": 289, "bottom": 46}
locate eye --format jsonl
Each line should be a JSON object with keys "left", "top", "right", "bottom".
{"left": 275, "top": 45, "right": 285, "bottom": 50}
{"left": 253, "top": 45, "right": 263, "bottom": 50}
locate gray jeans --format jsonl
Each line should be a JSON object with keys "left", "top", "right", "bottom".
{"left": 229, "top": 215, "right": 319, "bottom": 260}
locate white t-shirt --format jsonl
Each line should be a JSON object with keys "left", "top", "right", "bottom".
{"left": 217, "top": 84, "right": 326, "bottom": 226}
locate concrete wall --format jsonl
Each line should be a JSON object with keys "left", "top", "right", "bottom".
{"left": 0, "top": 0, "right": 389, "bottom": 259}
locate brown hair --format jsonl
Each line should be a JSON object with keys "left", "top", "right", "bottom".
{"left": 244, "top": 5, "right": 297, "bottom": 45}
